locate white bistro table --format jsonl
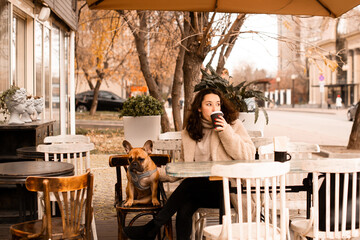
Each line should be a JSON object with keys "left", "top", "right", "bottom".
{"left": 166, "top": 159, "right": 305, "bottom": 178}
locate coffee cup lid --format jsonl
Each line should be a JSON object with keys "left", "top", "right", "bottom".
{"left": 211, "top": 111, "right": 223, "bottom": 115}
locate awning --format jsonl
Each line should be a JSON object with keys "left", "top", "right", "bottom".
{"left": 86, "top": 0, "right": 360, "bottom": 18}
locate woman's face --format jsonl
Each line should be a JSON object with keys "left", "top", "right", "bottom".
{"left": 198, "top": 93, "right": 221, "bottom": 122}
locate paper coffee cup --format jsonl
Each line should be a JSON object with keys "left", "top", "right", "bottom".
{"left": 211, "top": 111, "right": 223, "bottom": 128}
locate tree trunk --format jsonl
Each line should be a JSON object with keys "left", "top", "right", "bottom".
{"left": 89, "top": 80, "right": 101, "bottom": 115}
{"left": 347, "top": 101, "right": 360, "bottom": 149}
{"left": 172, "top": 48, "right": 185, "bottom": 131}
{"left": 183, "top": 51, "right": 203, "bottom": 125}
{"left": 182, "top": 12, "right": 210, "bottom": 125}
{"left": 172, "top": 13, "right": 189, "bottom": 131}
{"left": 128, "top": 11, "right": 171, "bottom": 132}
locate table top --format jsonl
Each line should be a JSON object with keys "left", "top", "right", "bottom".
{"left": 0, "top": 120, "right": 55, "bottom": 129}
{"left": 0, "top": 161, "right": 74, "bottom": 184}
{"left": 16, "top": 146, "right": 46, "bottom": 159}
{"left": 165, "top": 159, "right": 310, "bottom": 178}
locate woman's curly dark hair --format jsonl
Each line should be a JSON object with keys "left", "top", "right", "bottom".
{"left": 185, "top": 88, "right": 239, "bottom": 141}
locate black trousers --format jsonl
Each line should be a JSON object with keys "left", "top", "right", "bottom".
{"left": 154, "top": 177, "right": 223, "bottom": 240}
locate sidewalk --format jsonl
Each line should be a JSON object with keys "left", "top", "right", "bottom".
{"left": 268, "top": 106, "right": 347, "bottom": 115}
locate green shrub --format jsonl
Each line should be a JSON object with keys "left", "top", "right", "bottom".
{"left": 119, "top": 95, "right": 163, "bottom": 117}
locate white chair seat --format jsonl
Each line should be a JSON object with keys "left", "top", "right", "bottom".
{"left": 204, "top": 222, "right": 281, "bottom": 240}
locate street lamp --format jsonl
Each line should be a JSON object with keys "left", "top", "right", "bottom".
{"left": 291, "top": 74, "right": 297, "bottom": 108}
{"left": 276, "top": 77, "right": 280, "bottom": 105}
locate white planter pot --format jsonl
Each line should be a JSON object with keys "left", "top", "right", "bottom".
{"left": 238, "top": 112, "right": 266, "bottom": 136}
{"left": 123, "top": 115, "right": 161, "bottom": 147}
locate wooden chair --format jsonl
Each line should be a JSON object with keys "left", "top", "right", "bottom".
{"left": 109, "top": 154, "right": 173, "bottom": 240}
{"left": 258, "top": 141, "right": 320, "bottom": 212}
{"left": 291, "top": 158, "right": 360, "bottom": 240}
{"left": 36, "top": 141, "right": 97, "bottom": 240}
{"left": 204, "top": 161, "right": 290, "bottom": 240}
{"left": 10, "top": 171, "right": 94, "bottom": 240}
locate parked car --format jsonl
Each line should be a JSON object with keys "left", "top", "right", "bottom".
{"left": 347, "top": 102, "right": 359, "bottom": 121}
{"left": 75, "top": 90, "right": 126, "bottom": 112}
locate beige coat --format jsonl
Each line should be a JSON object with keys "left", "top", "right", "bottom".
{"left": 181, "top": 119, "right": 255, "bottom": 162}
{"left": 159, "top": 119, "right": 255, "bottom": 182}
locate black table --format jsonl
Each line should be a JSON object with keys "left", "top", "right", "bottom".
{"left": 0, "top": 161, "right": 74, "bottom": 222}
{"left": 16, "top": 146, "right": 46, "bottom": 160}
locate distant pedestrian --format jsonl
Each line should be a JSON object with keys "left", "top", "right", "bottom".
{"left": 327, "top": 98, "right": 332, "bottom": 109}
{"left": 167, "top": 95, "right": 172, "bottom": 107}
{"left": 335, "top": 95, "right": 342, "bottom": 110}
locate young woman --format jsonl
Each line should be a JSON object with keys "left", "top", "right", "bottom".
{"left": 124, "top": 88, "right": 255, "bottom": 240}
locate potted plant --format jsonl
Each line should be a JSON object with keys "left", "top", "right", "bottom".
{"left": 195, "top": 65, "right": 272, "bottom": 133}
{"left": 119, "top": 95, "right": 163, "bottom": 147}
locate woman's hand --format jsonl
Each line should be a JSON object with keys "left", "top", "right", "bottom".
{"left": 214, "top": 115, "right": 228, "bottom": 132}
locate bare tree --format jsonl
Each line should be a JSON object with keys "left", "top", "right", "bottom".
{"left": 76, "top": 4, "right": 134, "bottom": 115}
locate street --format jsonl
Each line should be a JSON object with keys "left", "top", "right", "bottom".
{"left": 264, "top": 109, "right": 352, "bottom": 146}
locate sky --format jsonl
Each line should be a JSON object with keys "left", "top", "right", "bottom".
{"left": 225, "top": 14, "right": 278, "bottom": 76}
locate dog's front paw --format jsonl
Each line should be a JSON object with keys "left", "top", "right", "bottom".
{"left": 152, "top": 199, "right": 160, "bottom": 206}
{"left": 124, "top": 200, "right": 133, "bottom": 207}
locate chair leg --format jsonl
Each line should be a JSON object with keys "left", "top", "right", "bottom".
{"left": 91, "top": 215, "right": 98, "bottom": 240}
{"left": 164, "top": 219, "right": 173, "bottom": 240}
{"left": 117, "top": 211, "right": 127, "bottom": 240}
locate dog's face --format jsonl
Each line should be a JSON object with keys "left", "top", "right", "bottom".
{"left": 123, "top": 140, "right": 153, "bottom": 173}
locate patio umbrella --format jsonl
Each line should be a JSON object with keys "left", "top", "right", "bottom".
{"left": 86, "top": 0, "right": 360, "bottom": 18}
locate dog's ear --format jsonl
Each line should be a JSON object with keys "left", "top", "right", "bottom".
{"left": 123, "top": 140, "right": 133, "bottom": 154}
{"left": 143, "top": 140, "right": 153, "bottom": 154}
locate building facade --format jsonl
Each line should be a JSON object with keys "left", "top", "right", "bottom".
{"left": 0, "top": 0, "right": 77, "bottom": 134}
{"left": 308, "top": 10, "right": 360, "bottom": 107}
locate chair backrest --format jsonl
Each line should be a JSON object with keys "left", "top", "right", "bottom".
{"left": 251, "top": 137, "right": 273, "bottom": 159}
{"left": 25, "top": 171, "right": 94, "bottom": 239}
{"left": 37, "top": 143, "right": 94, "bottom": 175}
{"left": 109, "top": 154, "right": 171, "bottom": 203}
{"left": 44, "top": 134, "right": 90, "bottom": 144}
{"left": 258, "top": 142, "right": 320, "bottom": 160}
{"left": 153, "top": 131, "right": 182, "bottom": 162}
{"left": 158, "top": 131, "right": 181, "bottom": 140}
{"left": 211, "top": 161, "right": 290, "bottom": 240}
{"left": 247, "top": 130, "right": 263, "bottom": 138}
{"left": 302, "top": 158, "right": 360, "bottom": 239}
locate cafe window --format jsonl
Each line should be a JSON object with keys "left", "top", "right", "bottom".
{"left": 0, "top": 1, "right": 10, "bottom": 92}
{"left": 35, "top": 21, "right": 43, "bottom": 97}
{"left": 12, "top": 13, "right": 26, "bottom": 88}
{"left": 44, "top": 27, "right": 50, "bottom": 115}
{"left": 52, "top": 25, "right": 60, "bottom": 134}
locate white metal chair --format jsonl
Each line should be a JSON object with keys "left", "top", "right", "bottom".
{"left": 44, "top": 134, "right": 91, "bottom": 144}
{"left": 247, "top": 130, "right": 263, "bottom": 138}
{"left": 153, "top": 131, "right": 182, "bottom": 163}
{"left": 291, "top": 158, "right": 360, "bottom": 240}
{"left": 259, "top": 141, "right": 320, "bottom": 212}
{"left": 36, "top": 139, "right": 97, "bottom": 240}
{"left": 191, "top": 136, "right": 273, "bottom": 240}
{"left": 204, "top": 161, "right": 290, "bottom": 240}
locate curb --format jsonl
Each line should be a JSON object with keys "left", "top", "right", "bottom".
{"left": 268, "top": 108, "right": 339, "bottom": 115}
{"left": 76, "top": 120, "right": 123, "bottom": 129}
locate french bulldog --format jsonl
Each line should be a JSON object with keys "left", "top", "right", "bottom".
{"left": 122, "top": 140, "right": 160, "bottom": 207}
